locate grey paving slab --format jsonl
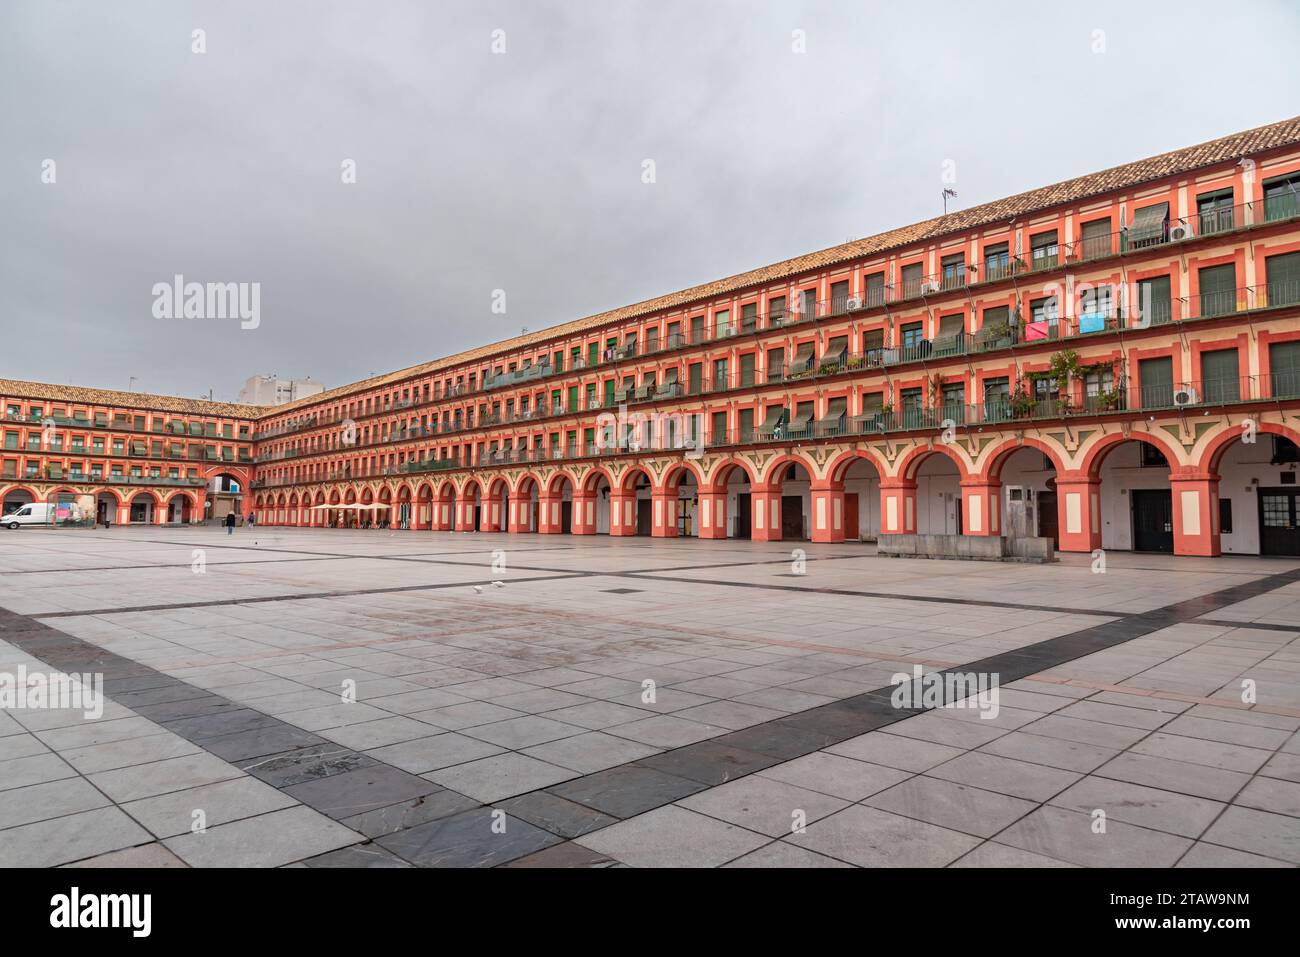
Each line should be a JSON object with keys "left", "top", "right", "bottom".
{"left": 549, "top": 764, "right": 708, "bottom": 818}
{"left": 1, "top": 806, "right": 153, "bottom": 867}
{"left": 61, "top": 843, "right": 188, "bottom": 868}
{"left": 0, "top": 777, "right": 111, "bottom": 831}
{"left": 788, "top": 804, "right": 981, "bottom": 867}
{"left": 495, "top": 791, "right": 620, "bottom": 839}
{"left": 340, "top": 789, "right": 480, "bottom": 838}
{"left": 1199, "top": 806, "right": 1300, "bottom": 864}
{"left": 950, "top": 843, "right": 1078, "bottom": 867}
{"left": 927, "top": 751, "right": 1081, "bottom": 802}
{"left": 521, "top": 731, "right": 661, "bottom": 775}
{"left": 282, "top": 763, "right": 442, "bottom": 819}
{"left": 575, "top": 805, "right": 769, "bottom": 868}
{"left": 722, "top": 841, "right": 854, "bottom": 868}
{"left": 87, "top": 752, "right": 245, "bottom": 803}
{"left": 375, "top": 807, "right": 562, "bottom": 867}
{"left": 163, "top": 806, "right": 362, "bottom": 867}
{"left": 425, "top": 752, "right": 579, "bottom": 803}
{"left": 678, "top": 772, "right": 851, "bottom": 837}
{"left": 996, "top": 805, "right": 1193, "bottom": 867}
{"left": 0, "top": 752, "right": 79, "bottom": 792}
{"left": 865, "top": 776, "right": 1036, "bottom": 838}
{"left": 121, "top": 776, "right": 299, "bottom": 838}
{"left": 757, "top": 752, "right": 912, "bottom": 801}
{"left": 366, "top": 733, "right": 504, "bottom": 774}
{"left": 826, "top": 732, "right": 964, "bottom": 772}
{"left": 1049, "top": 776, "right": 1225, "bottom": 838}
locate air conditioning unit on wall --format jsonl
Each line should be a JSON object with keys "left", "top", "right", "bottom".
{"left": 1173, "top": 386, "right": 1201, "bottom": 406}
{"left": 1169, "top": 222, "right": 1196, "bottom": 242}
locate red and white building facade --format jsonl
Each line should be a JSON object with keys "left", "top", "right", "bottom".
{"left": 6, "top": 118, "right": 1300, "bottom": 558}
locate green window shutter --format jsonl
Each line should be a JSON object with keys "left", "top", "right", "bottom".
{"left": 1137, "top": 275, "right": 1172, "bottom": 324}
{"left": 1201, "top": 349, "right": 1240, "bottom": 402}
{"left": 1139, "top": 356, "right": 1175, "bottom": 408}
{"left": 1265, "top": 251, "right": 1300, "bottom": 307}
{"left": 1270, "top": 341, "right": 1300, "bottom": 398}
{"left": 1198, "top": 264, "right": 1237, "bottom": 316}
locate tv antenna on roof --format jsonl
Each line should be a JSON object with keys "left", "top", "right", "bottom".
{"left": 942, "top": 188, "right": 957, "bottom": 214}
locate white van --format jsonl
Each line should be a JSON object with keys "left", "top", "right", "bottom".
{"left": 2, "top": 503, "right": 53, "bottom": 529}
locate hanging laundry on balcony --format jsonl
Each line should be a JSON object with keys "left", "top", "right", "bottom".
{"left": 756, "top": 406, "right": 787, "bottom": 439}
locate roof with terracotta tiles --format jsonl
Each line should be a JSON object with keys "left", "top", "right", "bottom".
{"left": 9, "top": 116, "right": 1300, "bottom": 423}
{"left": 0, "top": 378, "right": 257, "bottom": 419}
{"left": 260, "top": 115, "right": 1300, "bottom": 419}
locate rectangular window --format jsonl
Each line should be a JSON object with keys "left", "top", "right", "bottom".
{"left": 1136, "top": 275, "right": 1172, "bottom": 326}
{"left": 1127, "top": 203, "right": 1169, "bottom": 249}
{"left": 830, "top": 280, "right": 850, "bottom": 313}
{"left": 982, "top": 242, "right": 1011, "bottom": 281}
{"left": 1269, "top": 341, "right": 1300, "bottom": 398}
{"left": 1196, "top": 188, "right": 1235, "bottom": 235}
{"left": 940, "top": 253, "right": 965, "bottom": 289}
{"left": 1201, "top": 348, "right": 1240, "bottom": 402}
{"left": 1030, "top": 230, "right": 1059, "bottom": 270}
{"left": 901, "top": 388, "right": 924, "bottom": 428}
{"left": 863, "top": 272, "right": 885, "bottom": 307}
{"left": 1198, "top": 263, "right": 1238, "bottom": 317}
{"left": 1265, "top": 251, "right": 1300, "bottom": 308}
{"left": 1138, "top": 355, "right": 1175, "bottom": 409}
{"left": 901, "top": 263, "right": 923, "bottom": 298}
{"left": 1263, "top": 173, "right": 1300, "bottom": 223}
{"left": 711, "top": 410, "right": 727, "bottom": 444}
{"left": 1079, "top": 218, "right": 1112, "bottom": 259}
{"left": 739, "top": 353, "right": 756, "bottom": 387}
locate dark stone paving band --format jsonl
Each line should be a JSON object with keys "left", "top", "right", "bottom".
{"left": 1, "top": 565, "right": 1296, "bottom": 868}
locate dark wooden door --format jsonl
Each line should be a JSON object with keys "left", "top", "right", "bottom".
{"left": 636, "top": 499, "right": 652, "bottom": 536}
{"left": 735, "top": 493, "right": 751, "bottom": 539}
{"left": 1259, "top": 489, "right": 1300, "bottom": 556}
{"left": 844, "top": 493, "right": 859, "bottom": 540}
{"left": 1132, "top": 489, "right": 1174, "bottom": 552}
{"left": 561, "top": 501, "right": 572, "bottom": 534}
{"left": 781, "top": 496, "right": 803, "bottom": 540}
{"left": 1038, "top": 491, "right": 1059, "bottom": 547}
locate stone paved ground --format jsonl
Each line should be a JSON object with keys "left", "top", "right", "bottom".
{"left": 0, "top": 526, "right": 1297, "bottom": 868}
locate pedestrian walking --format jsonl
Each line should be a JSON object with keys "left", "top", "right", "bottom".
{"left": 225, "top": 512, "right": 236, "bottom": 535}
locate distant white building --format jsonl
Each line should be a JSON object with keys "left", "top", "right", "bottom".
{"left": 238, "top": 375, "right": 324, "bottom": 406}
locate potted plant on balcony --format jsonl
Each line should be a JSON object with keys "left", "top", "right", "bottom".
{"left": 1009, "top": 388, "right": 1038, "bottom": 419}
{"left": 1096, "top": 388, "right": 1123, "bottom": 411}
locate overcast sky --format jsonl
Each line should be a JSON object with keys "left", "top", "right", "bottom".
{"left": 2, "top": 0, "right": 1298, "bottom": 402}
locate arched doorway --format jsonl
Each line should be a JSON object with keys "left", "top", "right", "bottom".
{"left": 206, "top": 472, "right": 243, "bottom": 526}
{"left": 546, "top": 475, "right": 573, "bottom": 534}
{"left": 719, "top": 462, "right": 753, "bottom": 539}
{"left": 166, "top": 493, "right": 194, "bottom": 525}
{"left": 128, "top": 491, "right": 157, "bottom": 525}
{"left": 94, "top": 490, "right": 121, "bottom": 526}
{"left": 583, "top": 471, "right": 613, "bottom": 535}
{"left": 994, "top": 446, "right": 1060, "bottom": 546}
{"left": 1096, "top": 438, "right": 1175, "bottom": 553}
{"left": 664, "top": 465, "right": 699, "bottom": 537}
{"left": 3, "top": 487, "right": 36, "bottom": 517}
{"left": 831, "top": 454, "right": 884, "bottom": 542}
{"left": 765, "top": 460, "right": 813, "bottom": 541}
{"left": 514, "top": 477, "right": 539, "bottom": 533}
{"left": 1205, "top": 428, "right": 1300, "bottom": 556}
{"left": 914, "top": 452, "right": 962, "bottom": 535}
{"left": 619, "top": 467, "right": 653, "bottom": 536}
